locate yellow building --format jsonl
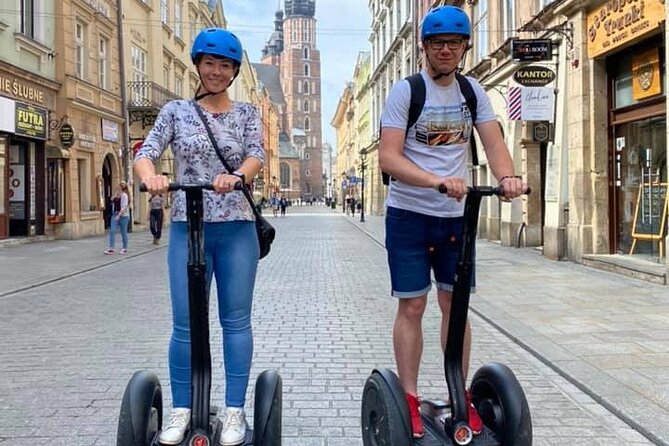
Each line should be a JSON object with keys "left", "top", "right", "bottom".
{"left": 352, "top": 52, "right": 376, "bottom": 215}
{"left": 331, "top": 82, "right": 356, "bottom": 210}
{"left": 125, "top": 0, "right": 226, "bottom": 227}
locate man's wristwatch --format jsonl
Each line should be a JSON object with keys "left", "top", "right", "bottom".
{"left": 231, "top": 171, "right": 246, "bottom": 184}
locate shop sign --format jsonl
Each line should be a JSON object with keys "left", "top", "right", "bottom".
{"left": 587, "top": 0, "right": 664, "bottom": 58}
{"left": 79, "top": 133, "right": 97, "bottom": 149}
{"left": 15, "top": 102, "right": 47, "bottom": 140}
{"left": 511, "top": 39, "right": 552, "bottom": 62}
{"left": 533, "top": 122, "right": 553, "bottom": 142}
{"left": 101, "top": 119, "right": 119, "bottom": 142}
{"left": 59, "top": 124, "right": 75, "bottom": 148}
{"left": 508, "top": 87, "right": 555, "bottom": 122}
{"left": 632, "top": 48, "right": 661, "bottom": 100}
{"left": 0, "top": 74, "right": 46, "bottom": 105}
{"left": 513, "top": 66, "right": 556, "bottom": 86}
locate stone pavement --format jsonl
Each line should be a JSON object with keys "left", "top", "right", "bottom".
{"left": 0, "top": 205, "right": 665, "bottom": 445}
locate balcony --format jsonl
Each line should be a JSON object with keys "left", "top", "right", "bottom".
{"left": 127, "top": 81, "right": 180, "bottom": 128}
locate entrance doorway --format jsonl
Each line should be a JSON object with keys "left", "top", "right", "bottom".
{"left": 611, "top": 116, "right": 667, "bottom": 255}
{"left": 8, "top": 141, "right": 30, "bottom": 236}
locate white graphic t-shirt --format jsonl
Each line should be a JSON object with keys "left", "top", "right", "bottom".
{"left": 381, "top": 70, "right": 495, "bottom": 217}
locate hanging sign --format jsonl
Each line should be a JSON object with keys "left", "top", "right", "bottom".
{"left": 587, "top": 0, "right": 665, "bottom": 58}
{"left": 511, "top": 39, "right": 552, "bottom": 62}
{"left": 15, "top": 102, "right": 47, "bottom": 140}
{"left": 508, "top": 87, "right": 555, "bottom": 122}
{"left": 59, "top": 124, "right": 75, "bottom": 148}
{"left": 513, "top": 66, "right": 556, "bottom": 86}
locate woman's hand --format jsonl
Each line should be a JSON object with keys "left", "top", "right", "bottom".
{"left": 142, "top": 175, "right": 169, "bottom": 195}
{"left": 213, "top": 173, "right": 242, "bottom": 195}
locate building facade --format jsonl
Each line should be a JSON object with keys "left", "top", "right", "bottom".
{"left": 0, "top": 0, "right": 60, "bottom": 240}
{"left": 262, "top": 0, "right": 325, "bottom": 201}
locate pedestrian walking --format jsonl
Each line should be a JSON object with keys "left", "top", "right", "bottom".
{"left": 279, "top": 195, "right": 287, "bottom": 217}
{"left": 148, "top": 193, "right": 165, "bottom": 244}
{"left": 133, "top": 27, "right": 265, "bottom": 446}
{"left": 104, "top": 182, "right": 130, "bottom": 255}
{"left": 378, "top": 5, "right": 525, "bottom": 439}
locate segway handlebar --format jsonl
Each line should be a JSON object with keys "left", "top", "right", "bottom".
{"left": 139, "top": 181, "right": 244, "bottom": 193}
{"left": 438, "top": 185, "right": 531, "bottom": 196}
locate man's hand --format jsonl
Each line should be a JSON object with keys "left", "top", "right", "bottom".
{"left": 499, "top": 176, "right": 526, "bottom": 201}
{"left": 434, "top": 176, "right": 468, "bottom": 202}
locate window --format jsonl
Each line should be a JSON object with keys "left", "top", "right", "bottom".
{"left": 131, "top": 45, "right": 148, "bottom": 104}
{"left": 297, "top": 81, "right": 302, "bottom": 93}
{"left": 303, "top": 47, "right": 309, "bottom": 59}
{"left": 75, "top": 21, "right": 86, "bottom": 80}
{"left": 98, "top": 36, "right": 109, "bottom": 89}
{"left": 47, "top": 159, "right": 65, "bottom": 222}
{"left": 161, "top": 0, "right": 168, "bottom": 25}
{"left": 174, "top": 0, "right": 182, "bottom": 39}
{"left": 78, "top": 156, "right": 92, "bottom": 212}
{"left": 189, "top": 17, "right": 196, "bottom": 47}
{"left": 304, "top": 117, "right": 310, "bottom": 130}
{"left": 304, "top": 63, "right": 309, "bottom": 76}
{"left": 175, "top": 76, "right": 183, "bottom": 97}
{"left": 304, "top": 99, "right": 309, "bottom": 112}
{"left": 163, "top": 65, "right": 170, "bottom": 89}
{"left": 504, "top": 0, "right": 516, "bottom": 40}
{"left": 20, "top": 0, "right": 34, "bottom": 38}
{"left": 474, "top": 0, "right": 488, "bottom": 61}
{"left": 395, "top": 0, "right": 401, "bottom": 30}
{"left": 303, "top": 80, "right": 309, "bottom": 94}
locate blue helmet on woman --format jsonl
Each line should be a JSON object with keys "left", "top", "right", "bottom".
{"left": 421, "top": 5, "right": 471, "bottom": 41}
{"left": 191, "top": 28, "right": 243, "bottom": 65}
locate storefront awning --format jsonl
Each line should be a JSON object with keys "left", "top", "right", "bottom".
{"left": 46, "top": 145, "right": 70, "bottom": 158}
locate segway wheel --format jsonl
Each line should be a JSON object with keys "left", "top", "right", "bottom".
{"left": 470, "top": 362, "right": 532, "bottom": 446}
{"left": 253, "top": 369, "right": 282, "bottom": 446}
{"left": 117, "top": 370, "right": 163, "bottom": 446}
{"left": 361, "top": 370, "right": 412, "bottom": 446}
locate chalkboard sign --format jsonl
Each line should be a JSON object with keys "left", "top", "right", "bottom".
{"left": 631, "top": 183, "right": 668, "bottom": 239}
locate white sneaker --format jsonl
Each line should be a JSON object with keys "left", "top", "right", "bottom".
{"left": 220, "top": 407, "right": 246, "bottom": 445}
{"left": 159, "top": 408, "right": 191, "bottom": 445}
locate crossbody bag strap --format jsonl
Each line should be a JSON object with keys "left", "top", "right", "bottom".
{"left": 191, "top": 100, "right": 261, "bottom": 219}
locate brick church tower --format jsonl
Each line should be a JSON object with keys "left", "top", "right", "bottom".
{"left": 262, "top": 0, "right": 323, "bottom": 199}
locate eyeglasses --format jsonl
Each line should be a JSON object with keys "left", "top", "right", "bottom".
{"left": 426, "top": 38, "right": 466, "bottom": 51}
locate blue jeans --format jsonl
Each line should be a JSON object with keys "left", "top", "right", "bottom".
{"left": 109, "top": 214, "right": 129, "bottom": 249}
{"left": 167, "top": 221, "right": 259, "bottom": 409}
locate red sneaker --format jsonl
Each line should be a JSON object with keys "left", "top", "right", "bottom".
{"left": 405, "top": 393, "right": 425, "bottom": 438}
{"left": 466, "top": 390, "right": 483, "bottom": 435}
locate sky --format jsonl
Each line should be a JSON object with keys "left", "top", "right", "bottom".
{"left": 223, "top": 1, "right": 372, "bottom": 146}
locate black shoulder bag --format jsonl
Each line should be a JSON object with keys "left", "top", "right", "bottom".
{"left": 192, "top": 100, "right": 275, "bottom": 259}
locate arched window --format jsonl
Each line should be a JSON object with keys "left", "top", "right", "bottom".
{"left": 304, "top": 117, "right": 310, "bottom": 130}
{"left": 304, "top": 99, "right": 309, "bottom": 112}
{"left": 303, "top": 47, "right": 309, "bottom": 59}
{"left": 297, "top": 81, "right": 302, "bottom": 93}
{"left": 304, "top": 63, "right": 309, "bottom": 76}
{"left": 303, "top": 80, "right": 309, "bottom": 94}
{"left": 280, "top": 162, "right": 291, "bottom": 189}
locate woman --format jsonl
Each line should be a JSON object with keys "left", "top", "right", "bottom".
{"left": 104, "top": 182, "right": 129, "bottom": 255}
{"left": 133, "top": 28, "right": 264, "bottom": 446}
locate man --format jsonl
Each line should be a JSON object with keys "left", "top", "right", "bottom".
{"left": 378, "top": 5, "right": 525, "bottom": 439}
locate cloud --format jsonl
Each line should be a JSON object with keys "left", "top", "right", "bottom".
{"left": 223, "top": 1, "right": 370, "bottom": 145}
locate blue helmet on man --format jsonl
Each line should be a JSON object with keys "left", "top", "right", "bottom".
{"left": 421, "top": 5, "right": 471, "bottom": 41}
{"left": 190, "top": 28, "right": 243, "bottom": 65}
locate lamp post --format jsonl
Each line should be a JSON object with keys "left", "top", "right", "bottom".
{"left": 359, "top": 148, "right": 367, "bottom": 222}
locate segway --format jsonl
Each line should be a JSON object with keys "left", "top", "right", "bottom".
{"left": 361, "top": 185, "right": 532, "bottom": 446}
{"left": 117, "top": 182, "right": 282, "bottom": 446}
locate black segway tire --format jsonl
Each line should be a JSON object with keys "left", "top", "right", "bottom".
{"left": 117, "top": 370, "right": 163, "bottom": 446}
{"left": 361, "top": 369, "right": 412, "bottom": 446}
{"left": 470, "top": 362, "right": 532, "bottom": 446}
{"left": 253, "top": 369, "right": 282, "bottom": 446}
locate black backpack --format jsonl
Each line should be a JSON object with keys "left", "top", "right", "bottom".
{"left": 381, "top": 72, "right": 479, "bottom": 185}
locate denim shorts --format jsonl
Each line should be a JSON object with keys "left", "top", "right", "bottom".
{"left": 385, "top": 206, "right": 475, "bottom": 298}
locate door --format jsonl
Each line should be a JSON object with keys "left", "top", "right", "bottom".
{"left": 8, "top": 141, "right": 28, "bottom": 236}
{"left": 0, "top": 136, "right": 7, "bottom": 238}
{"left": 612, "top": 116, "right": 667, "bottom": 255}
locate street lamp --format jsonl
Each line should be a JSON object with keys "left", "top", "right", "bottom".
{"left": 359, "top": 148, "right": 367, "bottom": 223}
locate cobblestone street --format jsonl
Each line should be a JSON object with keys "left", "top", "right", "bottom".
{"left": 0, "top": 205, "right": 660, "bottom": 445}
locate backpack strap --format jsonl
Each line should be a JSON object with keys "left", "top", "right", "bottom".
{"left": 405, "top": 73, "right": 426, "bottom": 133}
{"left": 455, "top": 73, "right": 479, "bottom": 166}
{"left": 382, "top": 74, "right": 426, "bottom": 185}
